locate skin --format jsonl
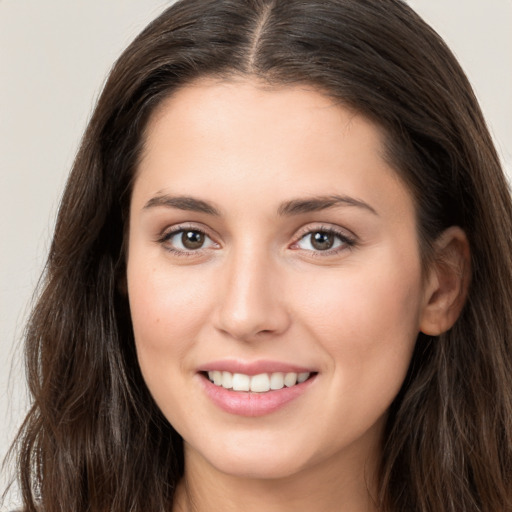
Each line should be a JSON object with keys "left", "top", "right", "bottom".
{"left": 126, "top": 78, "right": 467, "bottom": 512}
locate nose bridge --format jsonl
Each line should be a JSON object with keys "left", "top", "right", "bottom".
{"left": 215, "top": 240, "right": 289, "bottom": 340}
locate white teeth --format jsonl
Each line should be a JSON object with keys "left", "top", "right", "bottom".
{"left": 232, "top": 373, "right": 250, "bottom": 391}
{"left": 297, "top": 372, "right": 309, "bottom": 383}
{"left": 284, "top": 372, "right": 298, "bottom": 387}
{"left": 207, "top": 370, "right": 311, "bottom": 392}
{"left": 270, "top": 372, "right": 284, "bottom": 390}
{"left": 250, "top": 373, "right": 270, "bottom": 392}
{"left": 221, "top": 371, "right": 233, "bottom": 389}
{"left": 211, "top": 370, "right": 222, "bottom": 386}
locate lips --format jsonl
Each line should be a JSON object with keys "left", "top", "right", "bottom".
{"left": 198, "top": 360, "right": 317, "bottom": 416}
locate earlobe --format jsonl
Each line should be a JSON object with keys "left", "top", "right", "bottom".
{"left": 419, "top": 226, "right": 471, "bottom": 336}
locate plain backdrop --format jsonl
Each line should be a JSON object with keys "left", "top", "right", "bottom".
{"left": 1, "top": 1, "right": 511, "bottom": 508}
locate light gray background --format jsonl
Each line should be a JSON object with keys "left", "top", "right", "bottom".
{"left": 1, "top": 1, "right": 511, "bottom": 508}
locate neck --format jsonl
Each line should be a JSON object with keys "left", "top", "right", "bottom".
{"left": 173, "top": 443, "right": 381, "bottom": 512}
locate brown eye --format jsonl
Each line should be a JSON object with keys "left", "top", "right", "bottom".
{"left": 294, "top": 229, "right": 354, "bottom": 254}
{"left": 161, "top": 228, "right": 216, "bottom": 253}
{"left": 310, "top": 231, "right": 335, "bottom": 250}
{"left": 182, "top": 230, "right": 205, "bottom": 249}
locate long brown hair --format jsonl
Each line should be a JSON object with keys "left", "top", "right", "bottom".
{"left": 6, "top": 1, "right": 512, "bottom": 511}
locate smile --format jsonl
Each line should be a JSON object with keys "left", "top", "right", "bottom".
{"left": 207, "top": 371, "right": 311, "bottom": 392}
{"left": 201, "top": 370, "right": 317, "bottom": 416}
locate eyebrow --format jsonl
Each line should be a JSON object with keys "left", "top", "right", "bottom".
{"left": 143, "top": 193, "right": 377, "bottom": 217}
{"left": 278, "top": 195, "right": 378, "bottom": 216}
{"left": 143, "top": 195, "right": 221, "bottom": 215}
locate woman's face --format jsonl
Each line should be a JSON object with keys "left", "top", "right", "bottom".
{"left": 127, "top": 79, "right": 432, "bottom": 480}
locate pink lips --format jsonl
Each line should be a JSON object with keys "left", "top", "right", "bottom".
{"left": 198, "top": 359, "right": 317, "bottom": 417}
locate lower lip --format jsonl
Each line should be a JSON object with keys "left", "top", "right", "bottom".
{"left": 200, "top": 373, "right": 316, "bottom": 417}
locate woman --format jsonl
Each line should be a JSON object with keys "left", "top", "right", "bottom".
{"left": 7, "top": 0, "right": 512, "bottom": 511}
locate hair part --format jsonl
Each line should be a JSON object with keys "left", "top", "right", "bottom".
{"left": 7, "top": 1, "right": 512, "bottom": 511}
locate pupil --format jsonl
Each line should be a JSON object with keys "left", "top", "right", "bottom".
{"left": 311, "top": 232, "right": 334, "bottom": 250}
{"left": 182, "top": 231, "right": 204, "bottom": 249}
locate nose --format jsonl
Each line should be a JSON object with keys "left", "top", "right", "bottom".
{"left": 213, "top": 246, "right": 291, "bottom": 342}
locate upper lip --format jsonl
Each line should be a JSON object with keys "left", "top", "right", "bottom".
{"left": 197, "top": 359, "right": 316, "bottom": 376}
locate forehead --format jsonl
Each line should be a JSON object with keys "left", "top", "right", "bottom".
{"left": 134, "top": 78, "right": 413, "bottom": 221}
{"left": 140, "top": 78, "right": 381, "bottom": 171}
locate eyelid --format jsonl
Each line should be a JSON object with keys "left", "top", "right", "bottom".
{"left": 155, "top": 222, "right": 357, "bottom": 258}
{"left": 157, "top": 222, "right": 220, "bottom": 255}
{"left": 290, "top": 224, "right": 358, "bottom": 254}
{"left": 293, "top": 222, "right": 356, "bottom": 240}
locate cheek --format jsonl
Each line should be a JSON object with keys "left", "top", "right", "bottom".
{"left": 301, "top": 264, "right": 421, "bottom": 331}
{"left": 126, "top": 252, "right": 212, "bottom": 372}
{"left": 126, "top": 254, "right": 217, "bottom": 426}
{"left": 295, "top": 250, "right": 423, "bottom": 399}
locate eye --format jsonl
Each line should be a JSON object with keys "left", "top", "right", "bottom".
{"left": 160, "top": 227, "right": 217, "bottom": 253}
{"left": 293, "top": 228, "right": 355, "bottom": 253}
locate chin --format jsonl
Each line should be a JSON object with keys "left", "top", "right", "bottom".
{"left": 188, "top": 436, "right": 313, "bottom": 480}
{"left": 213, "top": 455, "right": 307, "bottom": 480}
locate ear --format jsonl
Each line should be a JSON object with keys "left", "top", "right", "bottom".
{"left": 419, "top": 226, "right": 471, "bottom": 336}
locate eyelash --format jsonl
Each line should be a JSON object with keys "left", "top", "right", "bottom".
{"left": 291, "top": 225, "right": 357, "bottom": 257}
{"left": 157, "top": 224, "right": 357, "bottom": 258}
{"left": 157, "top": 224, "right": 217, "bottom": 257}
